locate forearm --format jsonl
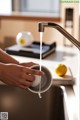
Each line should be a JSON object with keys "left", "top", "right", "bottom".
{"left": 0, "top": 49, "right": 19, "bottom": 64}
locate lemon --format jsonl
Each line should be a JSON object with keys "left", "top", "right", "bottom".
{"left": 20, "top": 39, "right": 26, "bottom": 45}
{"left": 55, "top": 64, "right": 67, "bottom": 77}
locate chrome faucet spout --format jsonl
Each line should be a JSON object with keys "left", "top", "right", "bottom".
{"left": 38, "top": 22, "right": 80, "bottom": 50}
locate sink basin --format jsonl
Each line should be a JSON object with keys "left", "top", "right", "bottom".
{"left": 0, "top": 84, "right": 65, "bottom": 120}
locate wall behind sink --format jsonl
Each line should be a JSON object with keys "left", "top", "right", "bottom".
{"left": 0, "top": 3, "right": 79, "bottom": 49}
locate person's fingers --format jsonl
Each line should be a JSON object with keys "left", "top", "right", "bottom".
{"left": 22, "top": 67, "right": 44, "bottom": 76}
{"left": 20, "top": 62, "right": 38, "bottom": 67}
{"left": 26, "top": 74, "right": 35, "bottom": 81}
{"left": 19, "top": 84, "right": 27, "bottom": 89}
{"left": 21, "top": 74, "right": 35, "bottom": 81}
{"left": 19, "top": 79, "right": 33, "bottom": 86}
{"left": 28, "top": 68, "right": 44, "bottom": 75}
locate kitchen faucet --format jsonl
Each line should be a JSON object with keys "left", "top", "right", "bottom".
{"left": 38, "top": 22, "right": 80, "bottom": 50}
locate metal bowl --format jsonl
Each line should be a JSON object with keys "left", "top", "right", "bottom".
{"left": 28, "top": 65, "right": 53, "bottom": 94}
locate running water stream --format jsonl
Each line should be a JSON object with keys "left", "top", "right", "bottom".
{"left": 38, "top": 32, "right": 43, "bottom": 98}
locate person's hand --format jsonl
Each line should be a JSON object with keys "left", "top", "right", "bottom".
{"left": 0, "top": 63, "right": 44, "bottom": 89}
{"left": 20, "top": 62, "right": 38, "bottom": 67}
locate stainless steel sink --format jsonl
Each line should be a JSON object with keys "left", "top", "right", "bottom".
{"left": 0, "top": 84, "right": 65, "bottom": 120}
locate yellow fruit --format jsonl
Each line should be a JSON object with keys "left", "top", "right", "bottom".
{"left": 55, "top": 64, "right": 67, "bottom": 77}
{"left": 20, "top": 39, "right": 26, "bottom": 45}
